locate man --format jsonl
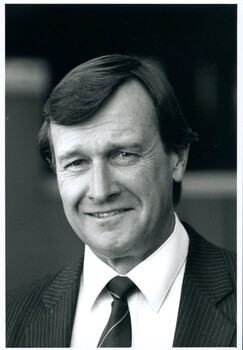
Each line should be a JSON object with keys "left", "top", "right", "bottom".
{"left": 6, "top": 54, "right": 236, "bottom": 347}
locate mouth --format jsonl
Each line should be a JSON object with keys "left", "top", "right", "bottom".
{"left": 86, "top": 209, "right": 131, "bottom": 219}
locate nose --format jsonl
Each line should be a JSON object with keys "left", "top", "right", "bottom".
{"left": 87, "top": 160, "right": 120, "bottom": 203}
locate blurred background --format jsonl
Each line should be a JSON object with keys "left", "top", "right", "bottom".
{"left": 5, "top": 4, "right": 237, "bottom": 290}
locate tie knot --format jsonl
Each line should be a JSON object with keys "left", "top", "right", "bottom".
{"left": 107, "top": 276, "right": 136, "bottom": 300}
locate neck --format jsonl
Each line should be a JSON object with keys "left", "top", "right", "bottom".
{"left": 101, "top": 256, "right": 147, "bottom": 275}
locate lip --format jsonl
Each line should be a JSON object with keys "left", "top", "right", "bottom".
{"left": 86, "top": 208, "right": 132, "bottom": 219}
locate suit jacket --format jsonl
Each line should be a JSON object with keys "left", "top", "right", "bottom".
{"left": 6, "top": 223, "right": 236, "bottom": 347}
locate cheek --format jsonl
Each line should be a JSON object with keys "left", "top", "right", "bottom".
{"left": 57, "top": 176, "right": 81, "bottom": 208}
{"left": 139, "top": 164, "right": 173, "bottom": 203}
{"left": 123, "top": 166, "right": 158, "bottom": 204}
{"left": 130, "top": 160, "right": 170, "bottom": 189}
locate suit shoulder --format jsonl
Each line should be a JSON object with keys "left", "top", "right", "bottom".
{"left": 6, "top": 258, "right": 83, "bottom": 347}
{"left": 6, "top": 272, "right": 58, "bottom": 347}
{"left": 7, "top": 272, "right": 56, "bottom": 307}
{"left": 7, "top": 258, "right": 84, "bottom": 308}
{"left": 183, "top": 222, "right": 236, "bottom": 282}
{"left": 183, "top": 221, "right": 236, "bottom": 255}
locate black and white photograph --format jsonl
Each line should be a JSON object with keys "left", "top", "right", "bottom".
{"left": 4, "top": 1, "right": 241, "bottom": 348}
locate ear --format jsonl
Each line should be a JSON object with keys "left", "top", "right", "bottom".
{"left": 171, "top": 146, "right": 189, "bottom": 183}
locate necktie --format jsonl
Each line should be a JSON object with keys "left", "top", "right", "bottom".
{"left": 97, "top": 276, "right": 137, "bottom": 348}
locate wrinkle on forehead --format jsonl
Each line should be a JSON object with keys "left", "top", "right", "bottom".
{"left": 51, "top": 120, "right": 138, "bottom": 146}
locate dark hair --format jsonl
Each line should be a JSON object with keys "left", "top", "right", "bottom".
{"left": 38, "top": 54, "right": 198, "bottom": 205}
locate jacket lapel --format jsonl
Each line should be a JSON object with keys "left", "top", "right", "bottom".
{"left": 173, "top": 224, "right": 236, "bottom": 347}
{"left": 25, "top": 258, "right": 83, "bottom": 347}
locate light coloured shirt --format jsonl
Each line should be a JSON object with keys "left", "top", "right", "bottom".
{"left": 71, "top": 213, "right": 189, "bottom": 349}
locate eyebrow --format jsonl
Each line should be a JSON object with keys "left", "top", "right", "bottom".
{"left": 56, "top": 142, "right": 142, "bottom": 164}
{"left": 57, "top": 149, "right": 85, "bottom": 164}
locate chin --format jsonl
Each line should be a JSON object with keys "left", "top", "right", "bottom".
{"left": 95, "top": 240, "right": 132, "bottom": 258}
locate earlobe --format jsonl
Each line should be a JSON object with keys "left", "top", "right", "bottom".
{"left": 172, "top": 147, "right": 189, "bottom": 183}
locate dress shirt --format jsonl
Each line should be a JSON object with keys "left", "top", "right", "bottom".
{"left": 71, "top": 213, "right": 189, "bottom": 349}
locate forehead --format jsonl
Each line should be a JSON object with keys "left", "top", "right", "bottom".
{"left": 92, "top": 79, "right": 157, "bottom": 127}
{"left": 51, "top": 80, "right": 159, "bottom": 152}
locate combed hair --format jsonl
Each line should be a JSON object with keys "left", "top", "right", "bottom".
{"left": 38, "top": 54, "right": 198, "bottom": 205}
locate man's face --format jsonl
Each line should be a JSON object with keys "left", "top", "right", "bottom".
{"left": 51, "top": 80, "right": 187, "bottom": 266}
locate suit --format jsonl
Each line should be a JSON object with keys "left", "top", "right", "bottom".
{"left": 6, "top": 223, "right": 236, "bottom": 347}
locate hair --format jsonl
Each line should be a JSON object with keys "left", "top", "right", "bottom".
{"left": 38, "top": 54, "right": 198, "bottom": 205}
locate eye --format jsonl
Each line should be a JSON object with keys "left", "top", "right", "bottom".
{"left": 117, "top": 151, "right": 133, "bottom": 158}
{"left": 65, "top": 159, "right": 89, "bottom": 170}
{"left": 112, "top": 151, "right": 138, "bottom": 165}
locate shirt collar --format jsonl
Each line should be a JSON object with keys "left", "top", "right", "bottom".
{"left": 82, "top": 213, "right": 189, "bottom": 313}
{"left": 82, "top": 247, "right": 118, "bottom": 311}
{"left": 128, "top": 214, "right": 189, "bottom": 312}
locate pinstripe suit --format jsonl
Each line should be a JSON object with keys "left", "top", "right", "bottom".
{"left": 6, "top": 224, "right": 236, "bottom": 347}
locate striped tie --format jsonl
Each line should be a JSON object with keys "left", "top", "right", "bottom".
{"left": 97, "top": 276, "right": 137, "bottom": 347}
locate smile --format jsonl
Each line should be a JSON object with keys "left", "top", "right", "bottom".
{"left": 87, "top": 209, "right": 129, "bottom": 218}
